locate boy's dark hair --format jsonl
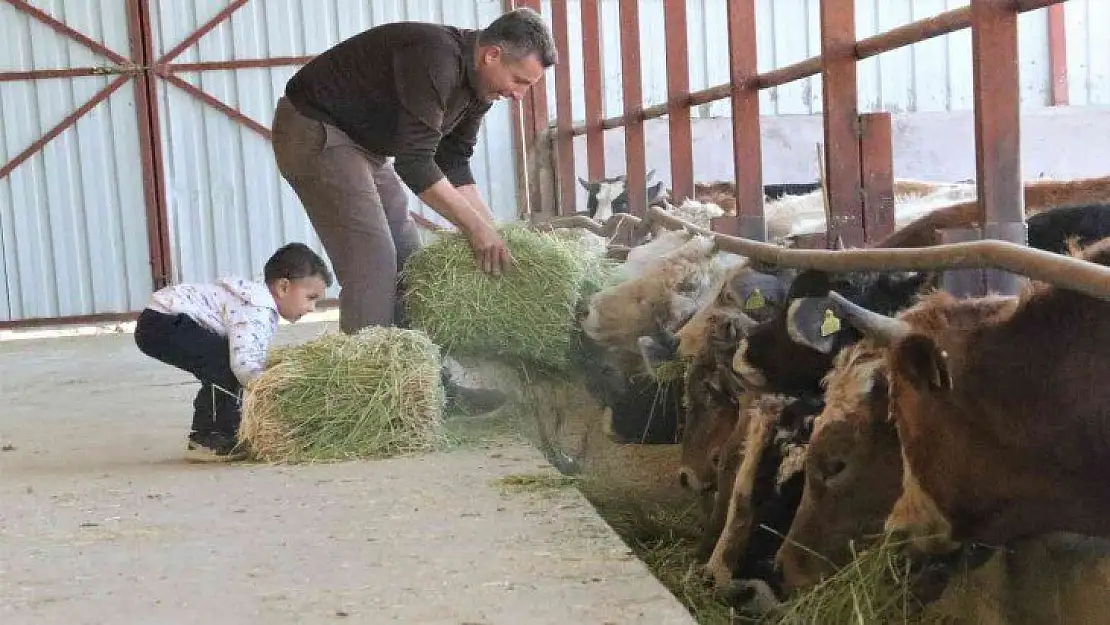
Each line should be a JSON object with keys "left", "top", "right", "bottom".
{"left": 480, "top": 7, "right": 557, "bottom": 68}
{"left": 264, "top": 242, "right": 334, "bottom": 287}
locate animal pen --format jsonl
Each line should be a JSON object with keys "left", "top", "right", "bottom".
{"left": 514, "top": 0, "right": 1091, "bottom": 297}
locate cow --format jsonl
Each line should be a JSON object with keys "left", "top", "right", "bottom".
{"left": 730, "top": 267, "right": 931, "bottom": 398}
{"left": 769, "top": 347, "right": 1110, "bottom": 625}
{"left": 702, "top": 393, "right": 819, "bottom": 594}
{"left": 581, "top": 233, "right": 743, "bottom": 377}
{"left": 773, "top": 340, "right": 902, "bottom": 590}
{"left": 575, "top": 171, "right": 822, "bottom": 222}
{"left": 576, "top": 169, "right": 667, "bottom": 221}
{"left": 575, "top": 231, "right": 746, "bottom": 446}
{"left": 786, "top": 237, "right": 1110, "bottom": 557}
{"left": 674, "top": 313, "right": 760, "bottom": 495}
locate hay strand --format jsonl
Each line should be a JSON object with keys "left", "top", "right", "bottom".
{"left": 240, "top": 327, "right": 445, "bottom": 463}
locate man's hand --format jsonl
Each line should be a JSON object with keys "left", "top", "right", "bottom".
{"left": 417, "top": 178, "right": 514, "bottom": 276}
{"left": 467, "top": 219, "right": 515, "bottom": 276}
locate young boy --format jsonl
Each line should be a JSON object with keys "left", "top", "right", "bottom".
{"left": 135, "top": 242, "right": 333, "bottom": 462}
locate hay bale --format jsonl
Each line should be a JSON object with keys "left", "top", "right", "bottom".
{"left": 402, "top": 224, "right": 613, "bottom": 370}
{"left": 240, "top": 327, "right": 445, "bottom": 463}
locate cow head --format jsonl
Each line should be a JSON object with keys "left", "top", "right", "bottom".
{"left": 673, "top": 311, "right": 757, "bottom": 493}
{"left": 637, "top": 262, "right": 793, "bottom": 375}
{"left": 582, "top": 235, "right": 725, "bottom": 376}
{"left": 792, "top": 290, "right": 1026, "bottom": 557}
{"left": 732, "top": 268, "right": 930, "bottom": 398}
{"left": 774, "top": 342, "right": 904, "bottom": 591}
{"left": 578, "top": 169, "right": 666, "bottom": 221}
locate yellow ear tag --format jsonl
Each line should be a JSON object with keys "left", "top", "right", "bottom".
{"left": 744, "top": 289, "right": 766, "bottom": 311}
{"left": 820, "top": 309, "right": 842, "bottom": 337}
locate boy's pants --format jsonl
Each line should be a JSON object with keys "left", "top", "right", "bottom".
{"left": 134, "top": 309, "right": 243, "bottom": 436}
{"left": 271, "top": 96, "right": 422, "bottom": 335}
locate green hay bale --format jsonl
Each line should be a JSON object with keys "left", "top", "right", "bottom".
{"left": 240, "top": 327, "right": 445, "bottom": 463}
{"left": 758, "top": 536, "right": 925, "bottom": 625}
{"left": 402, "top": 223, "right": 605, "bottom": 370}
{"left": 549, "top": 227, "right": 623, "bottom": 298}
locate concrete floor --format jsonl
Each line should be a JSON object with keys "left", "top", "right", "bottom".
{"left": 0, "top": 316, "right": 697, "bottom": 625}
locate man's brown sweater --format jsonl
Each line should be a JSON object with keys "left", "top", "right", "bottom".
{"left": 285, "top": 21, "right": 493, "bottom": 195}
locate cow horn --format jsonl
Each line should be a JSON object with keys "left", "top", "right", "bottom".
{"left": 828, "top": 291, "right": 911, "bottom": 346}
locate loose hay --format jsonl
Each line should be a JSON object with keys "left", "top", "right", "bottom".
{"left": 240, "top": 327, "right": 445, "bottom": 463}
{"left": 757, "top": 536, "right": 925, "bottom": 625}
{"left": 402, "top": 224, "right": 614, "bottom": 370}
{"left": 581, "top": 481, "right": 733, "bottom": 625}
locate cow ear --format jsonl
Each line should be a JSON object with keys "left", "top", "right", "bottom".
{"left": 892, "top": 334, "right": 952, "bottom": 392}
{"left": 785, "top": 296, "right": 841, "bottom": 354}
{"left": 578, "top": 176, "right": 595, "bottom": 192}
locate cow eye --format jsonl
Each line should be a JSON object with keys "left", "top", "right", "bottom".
{"left": 821, "top": 458, "right": 846, "bottom": 483}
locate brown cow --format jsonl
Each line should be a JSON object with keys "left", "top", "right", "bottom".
{"left": 774, "top": 341, "right": 1110, "bottom": 625}
{"left": 774, "top": 341, "right": 903, "bottom": 590}
{"left": 876, "top": 174, "right": 1110, "bottom": 249}
{"left": 790, "top": 238, "right": 1110, "bottom": 556}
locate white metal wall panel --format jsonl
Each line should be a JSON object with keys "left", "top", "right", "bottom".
{"left": 150, "top": 0, "right": 519, "bottom": 288}
{"left": 0, "top": 0, "right": 153, "bottom": 322}
{"left": 543, "top": 0, "right": 1062, "bottom": 124}
{"left": 1064, "top": 0, "right": 1110, "bottom": 107}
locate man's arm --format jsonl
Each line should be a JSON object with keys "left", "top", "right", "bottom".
{"left": 456, "top": 183, "right": 496, "bottom": 223}
{"left": 435, "top": 105, "right": 497, "bottom": 223}
{"left": 388, "top": 47, "right": 512, "bottom": 274}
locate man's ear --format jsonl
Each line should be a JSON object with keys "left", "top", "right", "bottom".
{"left": 891, "top": 334, "right": 952, "bottom": 392}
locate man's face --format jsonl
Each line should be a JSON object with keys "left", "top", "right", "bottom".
{"left": 476, "top": 46, "right": 545, "bottom": 103}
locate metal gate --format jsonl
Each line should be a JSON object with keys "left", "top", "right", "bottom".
{"left": 1, "top": 0, "right": 518, "bottom": 327}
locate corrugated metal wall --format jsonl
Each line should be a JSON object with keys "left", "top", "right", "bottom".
{"left": 1063, "top": 0, "right": 1110, "bottom": 106}
{"left": 150, "top": 0, "right": 518, "bottom": 288}
{"left": 0, "top": 0, "right": 152, "bottom": 322}
{"left": 542, "top": 0, "right": 1108, "bottom": 122}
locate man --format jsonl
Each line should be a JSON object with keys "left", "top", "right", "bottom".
{"left": 272, "top": 7, "right": 556, "bottom": 335}
{"left": 271, "top": 8, "right": 556, "bottom": 412}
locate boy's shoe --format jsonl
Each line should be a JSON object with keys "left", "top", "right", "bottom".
{"left": 185, "top": 430, "right": 249, "bottom": 463}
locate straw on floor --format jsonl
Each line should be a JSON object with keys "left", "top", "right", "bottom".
{"left": 401, "top": 223, "right": 617, "bottom": 371}
{"left": 239, "top": 327, "right": 445, "bottom": 463}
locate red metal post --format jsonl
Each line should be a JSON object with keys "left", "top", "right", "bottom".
{"left": 551, "top": 0, "right": 577, "bottom": 216}
{"left": 717, "top": 0, "right": 765, "bottom": 240}
{"left": 972, "top": 0, "right": 1026, "bottom": 294}
{"left": 1047, "top": 3, "right": 1069, "bottom": 106}
{"left": 581, "top": 0, "right": 606, "bottom": 181}
{"left": 130, "top": 0, "right": 173, "bottom": 289}
{"left": 859, "top": 112, "right": 895, "bottom": 245}
{"left": 664, "top": 0, "right": 693, "bottom": 205}
{"left": 618, "top": 0, "right": 647, "bottom": 215}
{"left": 820, "top": 0, "right": 865, "bottom": 248}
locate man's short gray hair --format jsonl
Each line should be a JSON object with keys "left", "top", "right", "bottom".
{"left": 479, "top": 7, "right": 557, "bottom": 68}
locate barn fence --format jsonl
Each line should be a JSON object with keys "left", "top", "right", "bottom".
{"left": 514, "top": 0, "right": 1072, "bottom": 296}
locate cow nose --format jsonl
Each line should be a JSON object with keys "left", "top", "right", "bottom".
{"left": 677, "top": 466, "right": 703, "bottom": 491}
